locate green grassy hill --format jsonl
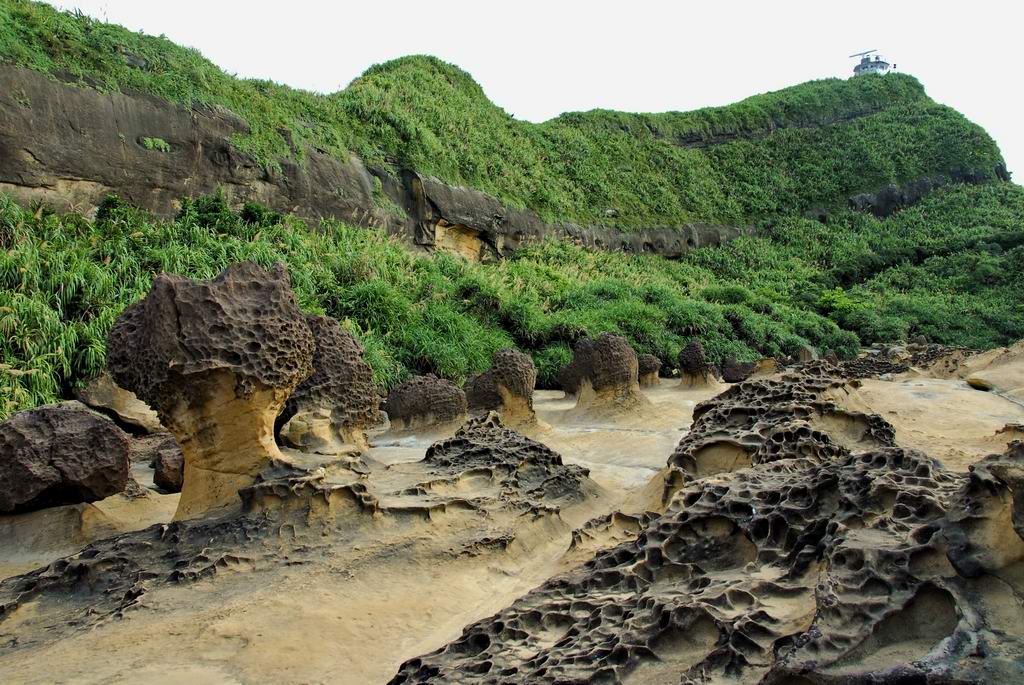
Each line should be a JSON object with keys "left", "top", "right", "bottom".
{"left": 0, "top": 0, "right": 1005, "bottom": 229}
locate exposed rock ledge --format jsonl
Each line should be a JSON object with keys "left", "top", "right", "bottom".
{"left": 0, "top": 65, "right": 749, "bottom": 260}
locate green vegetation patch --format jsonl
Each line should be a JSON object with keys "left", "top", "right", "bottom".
{"left": 3, "top": 182, "right": 1022, "bottom": 419}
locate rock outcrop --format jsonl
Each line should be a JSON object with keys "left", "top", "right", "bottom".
{"left": 424, "top": 412, "right": 591, "bottom": 506}
{"left": 390, "top": 364, "right": 1024, "bottom": 684}
{"left": 720, "top": 356, "right": 757, "bottom": 383}
{"left": 0, "top": 402, "right": 130, "bottom": 513}
{"left": 566, "top": 334, "right": 648, "bottom": 412}
{"left": 74, "top": 373, "right": 164, "bottom": 434}
{"left": 637, "top": 354, "right": 662, "bottom": 386}
{"left": 106, "top": 262, "right": 315, "bottom": 519}
{"left": 277, "top": 314, "right": 382, "bottom": 454}
{"left": 678, "top": 341, "right": 722, "bottom": 390}
{"left": 465, "top": 349, "right": 537, "bottom": 425}
{"left": 383, "top": 376, "right": 467, "bottom": 431}
{"left": 0, "top": 65, "right": 749, "bottom": 261}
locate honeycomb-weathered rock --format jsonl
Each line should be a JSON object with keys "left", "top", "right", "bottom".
{"left": 564, "top": 334, "right": 648, "bottom": 411}
{"left": 424, "top": 412, "right": 591, "bottom": 506}
{"left": 678, "top": 341, "right": 722, "bottom": 390}
{"left": 465, "top": 349, "right": 537, "bottom": 425}
{"left": 278, "top": 314, "right": 382, "bottom": 454}
{"left": 383, "top": 375, "right": 467, "bottom": 431}
{"left": 390, "top": 365, "right": 1024, "bottom": 684}
{"left": 0, "top": 403, "right": 130, "bottom": 513}
{"left": 637, "top": 354, "right": 662, "bottom": 386}
{"left": 106, "top": 262, "right": 315, "bottom": 519}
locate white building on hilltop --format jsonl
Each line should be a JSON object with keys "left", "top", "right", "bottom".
{"left": 850, "top": 50, "right": 894, "bottom": 76}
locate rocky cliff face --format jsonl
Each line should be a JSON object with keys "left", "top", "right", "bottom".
{"left": 0, "top": 65, "right": 749, "bottom": 260}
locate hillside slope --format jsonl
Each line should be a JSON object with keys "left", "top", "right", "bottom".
{"left": 0, "top": 0, "right": 1007, "bottom": 231}
{"left": 3, "top": 181, "right": 1023, "bottom": 418}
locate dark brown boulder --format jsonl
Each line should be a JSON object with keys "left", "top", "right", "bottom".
{"left": 143, "top": 434, "right": 185, "bottom": 493}
{"left": 107, "top": 261, "right": 315, "bottom": 518}
{"left": 721, "top": 356, "right": 757, "bottom": 383}
{"left": 556, "top": 358, "right": 584, "bottom": 396}
{"left": 465, "top": 349, "right": 537, "bottom": 425}
{"left": 278, "top": 314, "right": 382, "bottom": 454}
{"left": 383, "top": 375, "right": 467, "bottom": 431}
{"left": 0, "top": 402, "right": 130, "bottom": 513}
{"left": 637, "top": 354, "right": 662, "bottom": 386}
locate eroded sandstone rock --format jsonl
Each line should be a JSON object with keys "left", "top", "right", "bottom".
{"left": 74, "top": 373, "right": 164, "bottom": 434}
{"left": 721, "top": 356, "right": 757, "bottom": 383}
{"left": 637, "top": 354, "right": 662, "bottom": 386}
{"left": 0, "top": 402, "right": 130, "bottom": 513}
{"left": 278, "top": 314, "right": 382, "bottom": 454}
{"left": 678, "top": 341, "right": 722, "bottom": 390}
{"left": 566, "top": 334, "right": 648, "bottom": 411}
{"left": 107, "top": 262, "right": 314, "bottom": 518}
{"left": 383, "top": 375, "right": 467, "bottom": 431}
{"left": 144, "top": 434, "right": 185, "bottom": 493}
{"left": 390, "top": 364, "right": 1024, "bottom": 684}
{"left": 465, "top": 349, "right": 537, "bottom": 425}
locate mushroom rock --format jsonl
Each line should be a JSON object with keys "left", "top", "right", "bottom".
{"left": 637, "top": 354, "right": 662, "bottom": 387}
{"left": 278, "top": 314, "right": 383, "bottom": 455}
{"left": 678, "top": 341, "right": 723, "bottom": 390}
{"left": 383, "top": 375, "right": 467, "bottom": 431}
{"left": 465, "top": 349, "right": 538, "bottom": 426}
{"left": 569, "top": 334, "right": 649, "bottom": 411}
{"left": 0, "top": 402, "right": 131, "bottom": 513}
{"left": 106, "top": 261, "right": 315, "bottom": 519}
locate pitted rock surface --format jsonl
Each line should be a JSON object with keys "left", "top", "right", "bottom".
{"left": 107, "top": 262, "right": 314, "bottom": 416}
{"left": 106, "top": 262, "right": 315, "bottom": 518}
{"left": 424, "top": 413, "right": 590, "bottom": 506}
{"left": 556, "top": 358, "right": 584, "bottom": 396}
{"left": 678, "top": 341, "right": 722, "bottom": 389}
{"left": 0, "top": 403, "right": 131, "bottom": 513}
{"left": 572, "top": 334, "right": 639, "bottom": 393}
{"left": 839, "top": 356, "right": 911, "bottom": 378}
{"left": 390, "top": 365, "right": 1024, "bottom": 684}
{"left": 678, "top": 341, "right": 714, "bottom": 379}
{"left": 637, "top": 354, "right": 662, "bottom": 386}
{"left": 278, "top": 314, "right": 382, "bottom": 453}
{"left": 465, "top": 349, "right": 537, "bottom": 423}
{"left": 383, "top": 375, "right": 467, "bottom": 430}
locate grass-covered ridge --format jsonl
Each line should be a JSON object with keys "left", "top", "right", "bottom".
{"left": 0, "top": 0, "right": 1005, "bottom": 229}
{"left": 3, "top": 182, "right": 1023, "bottom": 418}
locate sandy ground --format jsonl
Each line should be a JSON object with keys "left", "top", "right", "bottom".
{"left": 852, "top": 377, "right": 1024, "bottom": 472}
{"left": 2, "top": 362, "right": 1023, "bottom": 684}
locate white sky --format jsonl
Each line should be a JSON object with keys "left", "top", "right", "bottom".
{"left": 49, "top": 0, "right": 1022, "bottom": 176}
